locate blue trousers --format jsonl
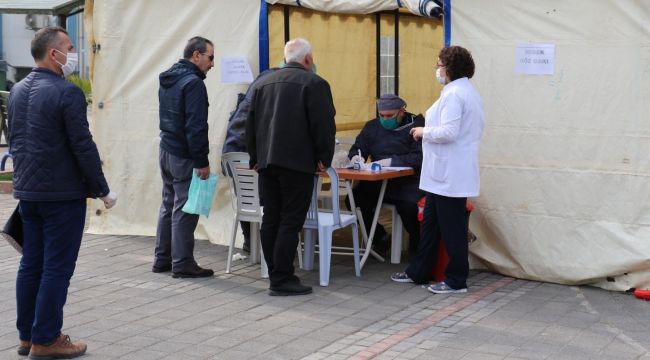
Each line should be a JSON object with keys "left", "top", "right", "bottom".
{"left": 406, "top": 193, "right": 468, "bottom": 288}
{"left": 155, "top": 148, "right": 200, "bottom": 272}
{"left": 16, "top": 199, "right": 86, "bottom": 344}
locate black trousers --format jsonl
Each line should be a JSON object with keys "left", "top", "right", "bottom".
{"left": 258, "top": 166, "right": 314, "bottom": 287}
{"left": 352, "top": 181, "right": 421, "bottom": 254}
{"left": 405, "top": 192, "right": 469, "bottom": 288}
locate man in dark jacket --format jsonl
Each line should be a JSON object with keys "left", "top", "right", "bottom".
{"left": 8, "top": 26, "right": 114, "bottom": 358}
{"left": 247, "top": 38, "right": 336, "bottom": 296}
{"left": 222, "top": 67, "right": 279, "bottom": 254}
{"left": 154, "top": 36, "right": 214, "bottom": 278}
{"left": 349, "top": 94, "right": 425, "bottom": 258}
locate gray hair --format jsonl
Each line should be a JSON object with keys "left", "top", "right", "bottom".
{"left": 284, "top": 38, "right": 312, "bottom": 63}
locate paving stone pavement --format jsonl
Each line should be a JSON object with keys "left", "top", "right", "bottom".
{"left": 0, "top": 194, "right": 649, "bottom": 359}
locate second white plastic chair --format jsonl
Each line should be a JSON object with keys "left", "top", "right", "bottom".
{"left": 303, "top": 167, "right": 361, "bottom": 286}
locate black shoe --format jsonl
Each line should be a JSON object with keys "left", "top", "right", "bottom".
{"left": 269, "top": 281, "right": 313, "bottom": 296}
{"left": 152, "top": 264, "right": 172, "bottom": 273}
{"left": 172, "top": 266, "right": 214, "bottom": 278}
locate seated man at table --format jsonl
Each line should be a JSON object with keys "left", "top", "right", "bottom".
{"left": 348, "top": 94, "right": 425, "bottom": 257}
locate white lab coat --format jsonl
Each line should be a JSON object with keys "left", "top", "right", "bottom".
{"left": 420, "top": 77, "right": 485, "bottom": 197}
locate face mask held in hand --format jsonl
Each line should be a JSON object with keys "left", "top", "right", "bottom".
{"left": 54, "top": 49, "right": 78, "bottom": 77}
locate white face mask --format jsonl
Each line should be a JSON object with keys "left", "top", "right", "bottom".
{"left": 436, "top": 67, "right": 447, "bottom": 85}
{"left": 54, "top": 49, "right": 78, "bottom": 77}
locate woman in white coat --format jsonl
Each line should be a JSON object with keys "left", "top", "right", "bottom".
{"left": 391, "top": 46, "right": 484, "bottom": 294}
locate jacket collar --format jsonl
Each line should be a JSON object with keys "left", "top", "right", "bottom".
{"left": 394, "top": 112, "right": 416, "bottom": 131}
{"left": 33, "top": 67, "right": 63, "bottom": 78}
{"left": 179, "top": 59, "right": 206, "bottom": 80}
{"left": 283, "top": 62, "right": 308, "bottom": 71}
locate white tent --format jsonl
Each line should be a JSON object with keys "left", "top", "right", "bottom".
{"left": 85, "top": 0, "right": 260, "bottom": 247}
{"left": 86, "top": 0, "right": 650, "bottom": 291}
{"left": 452, "top": 0, "right": 650, "bottom": 291}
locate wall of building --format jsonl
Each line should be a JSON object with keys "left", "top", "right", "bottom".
{"left": 0, "top": 12, "right": 87, "bottom": 88}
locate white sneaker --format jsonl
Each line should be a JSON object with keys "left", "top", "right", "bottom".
{"left": 427, "top": 281, "right": 467, "bottom": 294}
{"left": 390, "top": 272, "right": 414, "bottom": 283}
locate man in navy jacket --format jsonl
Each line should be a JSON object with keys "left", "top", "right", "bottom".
{"left": 8, "top": 26, "right": 114, "bottom": 358}
{"left": 154, "top": 36, "right": 214, "bottom": 279}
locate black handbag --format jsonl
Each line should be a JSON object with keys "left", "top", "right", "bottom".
{"left": 2, "top": 204, "right": 23, "bottom": 254}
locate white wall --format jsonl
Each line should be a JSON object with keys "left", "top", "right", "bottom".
{"left": 2, "top": 14, "right": 39, "bottom": 81}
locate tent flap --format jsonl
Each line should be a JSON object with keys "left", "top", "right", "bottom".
{"left": 455, "top": 0, "right": 650, "bottom": 291}
{"left": 86, "top": 0, "right": 260, "bottom": 248}
{"left": 266, "top": 0, "right": 444, "bottom": 18}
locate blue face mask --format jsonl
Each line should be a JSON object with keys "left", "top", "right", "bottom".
{"left": 379, "top": 116, "right": 399, "bottom": 130}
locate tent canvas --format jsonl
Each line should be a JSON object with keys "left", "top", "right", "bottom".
{"left": 451, "top": 0, "right": 650, "bottom": 291}
{"left": 86, "top": 0, "right": 650, "bottom": 291}
{"left": 85, "top": 0, "right": 260, "bottom": 247}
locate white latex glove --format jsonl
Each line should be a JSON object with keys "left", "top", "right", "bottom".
{"left": 101, "top": 192, "right": 118, "bottom": 209}
{"left": 350, "top": 155, "right": 365, "bottom": 165}
{"left": 375, "top": 158, "right": 392, "bottom": 167}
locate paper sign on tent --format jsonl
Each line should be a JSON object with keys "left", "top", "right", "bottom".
{"left": 515, "top": 42, "right": 555, "bottom": 75}
{"left": 221, "top": 56, "right": 254, "bottom": 84}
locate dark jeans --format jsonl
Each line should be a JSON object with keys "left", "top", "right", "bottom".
{"left": 16, "top": 199, "right": 86, "bottom": 344}
{"left": 155, "top": 147, "right": 200, "bottom": 272}
{"left": 352, "top": 181, "right": 421, "bottom": 254}
{"left": 406, "top": 193, "right": 468, "bottom": 288}
{"left": 258, "top": 166, "right": 314, "bottom": 287}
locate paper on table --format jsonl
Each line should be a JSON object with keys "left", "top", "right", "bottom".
{"left": 380, "top": 166, "right": 412, "bottom": 171}
{"left": 345, "top": 163, "right": 412, "bottom": 171}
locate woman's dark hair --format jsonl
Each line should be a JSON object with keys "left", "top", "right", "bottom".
{"left": 183, "top": 36, "right": 213, "bottom": 59}
{"left": 439, "top": 46, "right": 475, "bottom": 81}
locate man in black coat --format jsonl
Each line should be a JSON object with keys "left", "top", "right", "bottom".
{"left": 8, "top": 26, "right": 114, "bottom": 358}
{"left": 247, "top": 38, "right": 336, "bottom": 296}
{"left": 155, "top": 36, "right": 214, "bottom": 278}
{"left": 348, "top": 94, "right": 425, "bottom": 258}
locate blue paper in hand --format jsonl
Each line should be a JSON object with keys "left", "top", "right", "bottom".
{"left": 182, "top": 172, "right": 219, "bottom": 217}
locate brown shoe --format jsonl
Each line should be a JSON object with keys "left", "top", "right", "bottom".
{"left": 30, "top": 334, "right": 87, "bottom": 359}
{"left": 18, "top": 339, "right": 31, "bottom": 355}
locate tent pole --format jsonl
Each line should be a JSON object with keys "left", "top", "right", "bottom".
{"left": 375, "top": 13, "right": 380, "bottom": 101}
{"left": 443, "top": 0, "right": 451, "bottom": 47}
{"left": 394, "top": 10, "right": 399, "bottom": 95}
{"left": 259, "top": 0, "right": 269, "bottom": 71}
{"left": 283, "top": 5, "right": 290, "bottom": 43}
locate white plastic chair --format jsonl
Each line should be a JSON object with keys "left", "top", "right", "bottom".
{"left": 303, "top": 168, "right": 361, "bottom": 286}
{"left": 319, "top": 136, "right": 355, "bottom": 208}
{"left": 321, "top": 175, "right": 404, "bottom": 264}
{"left": 326, "top": 137, "right": 405, "bottom": 263}
{"left": 221, "top": 152, "right": 302, "bottom": 276}
{"left": 221, "top": 153, "right": 267, "bottom": 276}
